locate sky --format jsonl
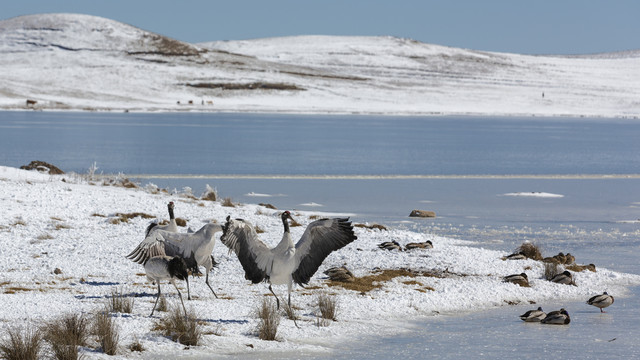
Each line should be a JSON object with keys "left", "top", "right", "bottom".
{"left": 2, "top": 0, "right": 639, "bottom": 55}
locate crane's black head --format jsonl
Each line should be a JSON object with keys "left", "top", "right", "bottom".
{"left": 168, "top": 257, "right": 189, "bottom": 281}
{"left": 168, "top": 201, "right": 175, "bottom": 209}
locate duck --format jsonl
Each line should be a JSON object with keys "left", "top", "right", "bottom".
{"left": 378, "top": 241, "right": 402, "bottom": 251}
{"left": 564, "top": 253, "right": 576, "bottom": 265}
{"left": 587, "top": 292, "right": 614, "bottom": 313}
{"left": 553, "top": 252, "right": 567, "bottom": 264}
{"left": 324, "top": 265, "right": 355, "bottom": 282}
{"left": 404, "top": 240, "right": 433, "bottom": 250}
{"left": 503, "top": 273, "right": 529, "bottom": 287}
{"left": 505, "top": 252, "right": 527, "bottom": 260}
{"left": 519, "top": 307, "right": 546, "bottom": 322}
{"left": 550, "top": 270, "right": 575, "bottom": 285}
{"left": 541, "top": 308, "right": 570, "bottom": 325}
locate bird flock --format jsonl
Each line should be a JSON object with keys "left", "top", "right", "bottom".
{"left": 126, "top": 202, "right": 614, "bottom": 328}
{"left": 126, "top": 204, "right": 357, "bottom": 316}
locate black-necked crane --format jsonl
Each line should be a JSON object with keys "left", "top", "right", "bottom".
{"left": 587, "top": 292, "right": 614, "bottom": 312}
{"left": 127, "top": 222, "right": 223, "bottom": 299}
{"left": 145, "top": 201, "right": 179, "bottom": 237}
{"left": 220, "top": 211, "right": 357, "bottom": 309}
{"left": 144, "top": 255, "right": 189, "bottom": 317}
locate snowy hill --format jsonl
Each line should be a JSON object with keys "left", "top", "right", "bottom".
{"left": 1, "top": 13, "right": 639, "bottom": 117}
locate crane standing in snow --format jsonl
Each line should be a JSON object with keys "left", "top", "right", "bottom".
{"left": 127, "top": 222, "right": 223, "bottom": 300}
{"left": 144, "top": 255, "right": 189, "bottom": 317}
{"left": 220, "top": 211, "right": 357, "bottom": 309}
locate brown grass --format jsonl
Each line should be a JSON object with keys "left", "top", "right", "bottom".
{"left": 110, "top": 212, "right": 155, "bottom": 224}
{"left": 317, "top": 293, "right": 338, "bottom": 321}
{"left": 327, "top": 269, "right": 427, "bottom": 293}
{"left": 256, "top": 298, "right": 280, "bottom": 341}
{"left": 37, "top": 233, "right": 54, "bottom": 240}
{"left": 156, "top": 305, "right": 201, "bottom": 346}
{"left": 107, "top": 287, "right": 134, "bottom": 314}
{"left": 128, "top": 339, "right": 144, "bottom": 353}
{"left": 544, "top": 262, "right": 562, "bottom": 280}
{"left": 0, "top": 325, "right": 43, "bottom": 360}
{"left": 94, "top": 311, "right": 119, "bottom": 355}
{"left": 43, "top": 313, "right": 90, "bottom": 360}
{"left": 515, "top": 242, "right": 543, "bottom": 260}
{"left": 221, "top": 197, "right": 235, "bottom": 208}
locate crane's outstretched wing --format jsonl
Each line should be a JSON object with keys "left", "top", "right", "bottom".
{"left": 220, "top": 216, "right": 272, "bottom": 283}
{"left": 126, "top": 231, "right": 167, "bottom": 264}
{"left": 292, "top": 217, "right": 357, "bottom": 286}
{"left": 127, "top": 229, "right": 198, "bottom": 265}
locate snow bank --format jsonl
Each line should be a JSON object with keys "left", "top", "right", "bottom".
{"left": 0, "top": 165, "right": 638, "bottom": 358}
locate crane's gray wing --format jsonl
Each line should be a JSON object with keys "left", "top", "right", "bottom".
{"left": 220, "top": 216, "right": 272, "bottom": 283}
{"left": 292, "top": 217, "right": 357, "bottom": 286}
{"left": 126, "top": 231, "right": 167, "bottom": 264}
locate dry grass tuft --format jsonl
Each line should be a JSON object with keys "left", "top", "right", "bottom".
{"left": 0, "top": 325, "right": 43, "bottom": 360}
{"left": 317, "top": 293, "right": 338, "bottom": 321}
{"left": 128, "top": 339, "right": 145, "bottom": 353}
{"left": 515, "top": 242, "right": 543, "bottom": 260}
{"left": 282, "top": 303, "right": 299, "bottom": 321}
{"left": 221, "top": 197, "right": 235, "bottom": 208}
{"left": 255, "top": 298, "right": 280, "bottom": 341}
{"left": 544, "top": 262, "right": 562, "bottom": 280}
{"left": 37, "top": 233, "right": 54, "bottom": 240}
{"left": 43, "top": 313, "right": 90, "bottom": 360}
{"left": 201, "top": 186, "right": 217, "bottom": 201}
{"left": 157, "top": 305, "right": 202, "bottom": 346}
{"left": 110, "top": 212, "right": 155, "bottom": 224}
{"left": 11, "top": 219, "right": 27, "bottom": 226}
{"left": 94, "top": 311, "right": 119, "bottom": 355}
{"left": 327, "top": 269, "right": 422, "bottom": 293}
{"left": 155, "top": 294, "right": 168, "bottom": 313}
{"left": 107, "top": 287, "right": 134, "bottom": 314}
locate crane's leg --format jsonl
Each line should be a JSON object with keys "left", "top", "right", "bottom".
{"left": 185, "top": 276, "right": 191, "bottom": 301}
{"left": 150, "top": 282, "right": 161, "bottom": 317}
{"left": 286, "top": 281, "right": 300, "bottom": 328}
{"left": 172, "top": 279, "right": 187, "bottom": 317}
{"left": 205, "top": 267, "right": 218, "bottom": 299}
{"left": 269, "top": 284, "right": 281, "bottom": 309}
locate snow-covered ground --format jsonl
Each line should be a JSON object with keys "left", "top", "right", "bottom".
{"left": 1, "top": 165, "right": 639, "bottom": 358}
{"left": 1, "top": 13, "right": 639, "bottom": 118}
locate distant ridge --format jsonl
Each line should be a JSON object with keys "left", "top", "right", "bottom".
{"left": 1, "top": 13, "right": 639, "bottom": 118}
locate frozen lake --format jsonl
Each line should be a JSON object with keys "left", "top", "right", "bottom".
{"left": 1, "top": 111, "right": 639, "bottom": 358}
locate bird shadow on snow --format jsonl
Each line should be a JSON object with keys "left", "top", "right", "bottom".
{"left": 74, "top": 290, "right": 154, "bottom": 300}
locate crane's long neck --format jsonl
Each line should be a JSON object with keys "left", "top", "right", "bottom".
{"left": 168, "top": 203, "right": 175, "bottom": 220}
{"left": 282, "top": 215, "right": 290, "bottom": 234}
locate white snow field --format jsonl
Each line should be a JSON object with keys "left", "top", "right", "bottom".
{"left": 1, "top": 165, "right": 639, "bottom": 358}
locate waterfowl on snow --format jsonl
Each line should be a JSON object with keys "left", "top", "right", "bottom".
{"left": 505, "top": 252, "right": 527, "bottom": 260}
{"left": 587, "top": 292, "right": 614, "bottom": 313}
{"left": 378, "top": 241, "right": 402, "bottom": 251}
{"left": 404, "top": 240, "right": 433, "bottom": 250}
{"left": 541, "top": 308, "right": 571, "bottom": 325}
{"left": 503, "top": 273, "right": 529, "bottom": 287}
{"left": 519, "top": 307, "right": 546, "bottom": 322}
{"left": 550, "top": 270, "right": 575, "bottom": 285}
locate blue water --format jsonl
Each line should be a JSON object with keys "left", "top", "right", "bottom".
{"left": 2, "top": 111, "right": 640, "bottom": 359}
{"left": 1, "top": 111, "right": 639, "bottom": 175}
